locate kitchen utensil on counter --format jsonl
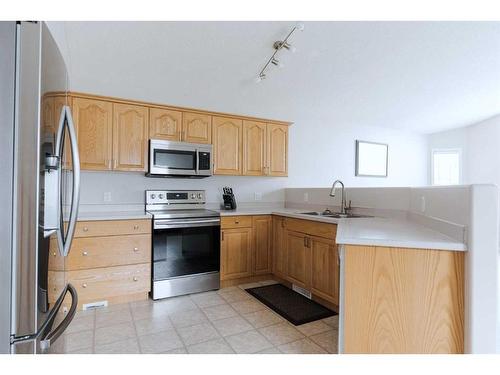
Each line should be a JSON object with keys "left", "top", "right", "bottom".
{"left": 222, "top": 186, "right": 237, "bottom": 210}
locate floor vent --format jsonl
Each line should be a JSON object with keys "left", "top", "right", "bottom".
{"left": 82, "top": 301, "right": 108, "bottom": 310}
{"left": 292, "top": 284, "right": 312, "bottom": 299}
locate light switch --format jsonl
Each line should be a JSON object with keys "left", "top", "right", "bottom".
{"left": 254, "top": 192, "right": 262, "bottom": 201}
{"left": 104, "top": 191, "right": 112, "bottom": 202}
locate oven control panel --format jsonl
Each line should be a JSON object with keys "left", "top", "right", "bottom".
{"left": 146, "top": 190, "right": 206, "bottom": 205}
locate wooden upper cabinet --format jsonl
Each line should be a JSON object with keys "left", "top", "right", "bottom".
{"left": 267, "top": 124, "right": 288, "bottom": 176}
{"left": 253, "top": 216, "right": 272, "bottom": 274}
{"left": 113, "top": 103, "right": 149, "bottom": 171}
{"left": 212, "top": 116, "right": 243, "bottom": 175}
{"left": 243, "top": 120, "right": 267, "bottom": 176}
{"left": 72, "top": 97, "right": 113, "bottom": 171}
{"left": 149, "top": 107, "right": 182, "bottom": 141}
{"left": 182, "top": 112, "right": 212, "bottom": 144}
{"left": 220, "top": 228, "right": 253, "bottom": 281}
{"left": 310, "top": 235, "right": 338, "bottom": 305}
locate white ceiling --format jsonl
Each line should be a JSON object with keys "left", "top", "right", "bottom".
{"left": 49, "top": 21, "right": 500, "bottom": 134}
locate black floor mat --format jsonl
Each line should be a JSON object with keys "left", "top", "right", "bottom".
{"left": 245, "top": 284, "right": 337, "bottom": 326}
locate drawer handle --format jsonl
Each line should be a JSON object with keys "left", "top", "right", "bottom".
{"left": 82, "top": 283, "right": 87, "bottom": 288}
{"left": 83, "top": 227, "right": 89, "bottom": 232}
{"left": 133, "top": 225, "right": 139, "bottom": 230}
{"left": 82, "top": 251, "right": 88, "bottom": 256}
{"left": 133, "top": 247, "right": 139, "bottom": 252}
{"left": 133, "top": 277, "right": 138, "bottom": 282}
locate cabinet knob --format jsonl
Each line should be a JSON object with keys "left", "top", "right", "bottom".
{"left": 133, "top": 277, "right": 138, "bottom": 282}
{"left": 83, "top": 227, "right": 89, "bottom": 232}
{"left": 52, "top": 252, "right": 56, "bottom": 257}
{"left": 134, "top": 225, "right": 139, "bottom": 230}
{"left": 82, "top": 251, "right": 88, "bottom": 256}
{"left": 235, "top": 221, "right": 239, "bottom": 224}
{"left": 133, "top": 247, "right": 139, "bottom": 252}
{"left": 82, "top": 283, "right": 87, "bottom": 288}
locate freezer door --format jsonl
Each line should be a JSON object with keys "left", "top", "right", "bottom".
{"left": 0, "top": 22, "right": 17, "bottom": 355}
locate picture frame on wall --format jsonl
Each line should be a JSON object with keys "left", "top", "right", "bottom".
{"left": 355, "top": 140, "right": 388, "bottom": 177}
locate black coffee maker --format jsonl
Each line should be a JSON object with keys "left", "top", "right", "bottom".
{"left": 222, "top": 187, "right": 237, "bottom": 210}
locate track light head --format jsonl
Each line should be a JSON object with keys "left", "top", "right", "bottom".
{"left": 271, "top": 58, "right": 284, "bottom": 68}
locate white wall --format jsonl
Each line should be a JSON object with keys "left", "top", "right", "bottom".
{"left": 429, "top": 114, "right": 500, "bottom": 187}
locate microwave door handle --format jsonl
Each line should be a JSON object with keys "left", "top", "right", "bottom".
{"left": 55, "top": 106, "right": 81, "bottom": 257}
{"left": 195, "top": 149, "right": 200, "bottom": 175}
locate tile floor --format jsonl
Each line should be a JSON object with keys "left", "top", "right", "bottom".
{"left": 49, "top": 280, "right": 339, "bottom": 354}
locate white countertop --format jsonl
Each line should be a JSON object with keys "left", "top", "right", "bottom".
{"left": 71, "top": 205, "right": 466, "bottom": 251}
{"left": 75, "top": 210, "right": 152, "bottom": 221}
{"left": 335, "top": 217, "right": 467, "bottom": 251}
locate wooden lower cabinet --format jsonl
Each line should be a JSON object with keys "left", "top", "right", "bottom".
{"left": 310, "top": 235, "right": 339, "bottom": 305}
{"left": 48, "top": 219, "right": 152, "bottom": 309}
{"left": 285, "top": 230, "right": 310, "bottom": 289}
{"left": 343, "top": 245, "right": 464, "bottom": 354}
{"left": 220, "top": 215, "right": 273, "bottom": 281}
{"left": 220, "top": 228, "right": 253, "bottom": 280}
{"left": 272, "top": 216, "right": 287, "bottom": 278}
{"left": 253, "top": 216, "right": 272, "bottom": 274}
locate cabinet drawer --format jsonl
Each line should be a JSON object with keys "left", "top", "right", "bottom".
{"left": 284, "top": 218, "right": 337, "bottom": 239}
{"left": 66, "top": 263, "right": 150, "bottom": 303}
{"left": 221, "top": 216, "right": 253, "bottom": 229}
{"left": 74, "top": 219, "right": 151, "bottom": 238}
{"left": 50, "top": 234, "right": 151, "bottom": 271}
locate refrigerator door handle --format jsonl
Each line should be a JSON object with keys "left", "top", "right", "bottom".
{"left": 10, "top": 283, "right": 78, "bottom": 350}
{"left": 54, "top": 105, "right": 80, "bottom": 257}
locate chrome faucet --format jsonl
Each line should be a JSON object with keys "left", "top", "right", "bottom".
{"left": 329, "top": 180, "right": 346, "bottom": 214}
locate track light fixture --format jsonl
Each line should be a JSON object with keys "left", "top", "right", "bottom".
{"left": 255, "top": 22, "right": 304, "bottom": 83}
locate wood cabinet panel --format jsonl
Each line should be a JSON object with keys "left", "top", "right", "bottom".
{"left": 243, "top": 120, "right": 267, "bottom": 176}
{"left": 253, "top": 216, "right": 272, "bottom": 274}
{"left": 66, "top": 263, "right": 150, "bottom": 308}
{"left": 310, "top": 235, "right": 338, "bottom": 305}
{"left": 149, "top": 107, "right": 182, "bottom": 141}
{"left": 42, "top": 96, "right": 55, "bottom": 134}
{"left": 221, "top": 215, "right": 252, "bottom": 229}
{"left": 272, "top": 216, "right": 287, "bottom": 278}
{"left": 267, "top": 124, "right": 288, "bottom": 176}
{"left": 284, "top": 217, "right": 336, "bottom": 239}
{"left": 221, "top": 228, "right": 253, "bottom": 280}
{"left": 113, "top": 103, "right": 149, "bottom": 171}
{"left": 343, "top": 245, "right": 464, "bottom": 354}
{"left": 285, "top": 230, "right": 310, "bottom": 289}
{"left": 72, "top": 97, "right": 113, "bottom": 170}
{"left": 50, "top": 234, "right": 151, "bottom": 271}
{"left": 74, "top": 219, "right": 151, "bottom": 238}
{"left": 182, "top": 112, "right": 212, "bottom": 144}
{"left": 213, "top": 116, "right": 243, "bottom": 175}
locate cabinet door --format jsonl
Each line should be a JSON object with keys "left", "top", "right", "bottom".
{"left": 267, "top": 124, "right": 288, "bottom": 176}
{"left": 182, "top": 112, "right": 212, "bottom": 144}
{"left": 113, "top": 103, "right": 149, "bottom": 171}
{"left": 149, "top": 107, "right": 182, "bottom": 141}
{"left": 310, "top": 235, "right": 339, "bottom": 305}
{"left": 253, "top": 216, "right": 272, "bottom": 274}
{"left": 212, "top": 116, "right": 243, "bottom": 175}
{"left": 72, "top": 97, "right": 113, "bottom": 170}
{"left": 221, "top": 228, "right": 253, "bottom": 280}
{"left": 243, "top": 120, "right": 266, "bottom": 176}
{"left": 272, "top": 216, "right": 287, "bottom": 278}
{"left": 285, "top": 230, "right": 310, "bottom": 289}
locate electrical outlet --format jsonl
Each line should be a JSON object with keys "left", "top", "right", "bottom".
{"left": 303, "top": 192, "right": 309, "bottom": 202}
{"left": 254, "top": 192, "right": 262, "bottom": 201}
{"left": 103, "top": 192, "right": 112, "bottom": 202}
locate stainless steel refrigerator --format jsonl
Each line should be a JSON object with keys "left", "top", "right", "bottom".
{"left": 0, "top": 21, "right": 81, "bottom": 354}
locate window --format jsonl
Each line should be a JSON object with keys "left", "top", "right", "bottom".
{"left": 432, "top": 149, "right": 461, "bottom": 186}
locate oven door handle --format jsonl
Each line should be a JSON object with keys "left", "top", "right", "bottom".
{"left": 154, "top": 218, "right": 221, "bottom": 229}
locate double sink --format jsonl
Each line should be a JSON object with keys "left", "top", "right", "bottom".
{"left": 299, "top": 211, "right": 372, "bottom": 219}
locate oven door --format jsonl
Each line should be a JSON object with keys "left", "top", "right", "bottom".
{"left": 149, "top": 140, "right": 197, "bottom": 176}
{"left": 152, "top": 217, "right": 221, "bottom": 282}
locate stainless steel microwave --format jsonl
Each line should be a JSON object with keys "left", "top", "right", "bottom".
{"left": 147, "top": 139, "right": 213, "bottom": 178}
